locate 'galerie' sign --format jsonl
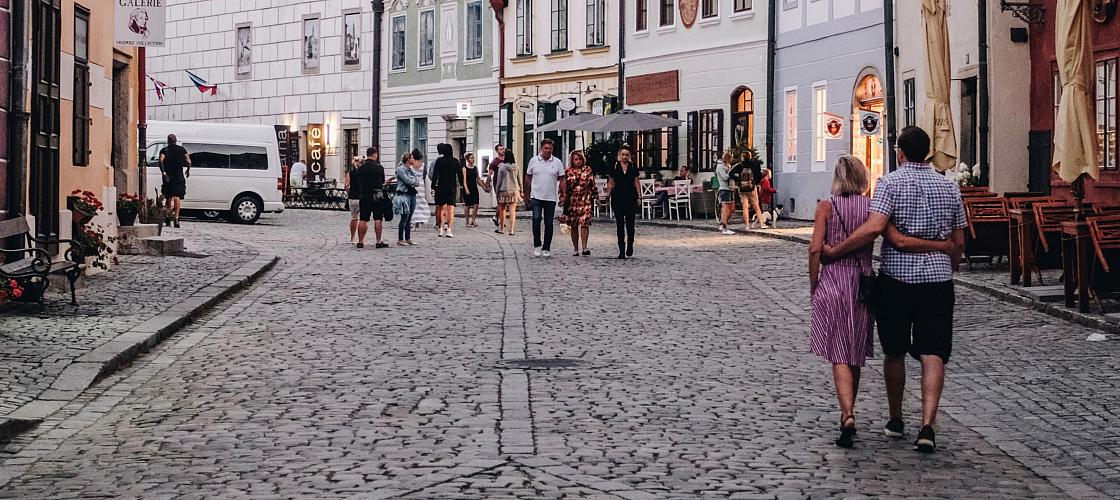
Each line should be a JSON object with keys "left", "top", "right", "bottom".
{"left": 306, "top": 124, "right": 325, "bottom": 181}
{"left": 115, "top": 0, "right": 166, "bottom": 47}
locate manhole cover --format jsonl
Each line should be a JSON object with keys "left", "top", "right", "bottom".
{"left": 495, "top": 358, "right": 588, "bottom": 370}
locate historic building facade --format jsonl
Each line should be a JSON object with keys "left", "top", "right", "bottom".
{"left": 772, "top": 0, "right": 886, "bottom": 220}
{"left": 622, "top": 0, "right": 769, "bottom": 182}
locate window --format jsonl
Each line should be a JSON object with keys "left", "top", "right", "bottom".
{"left": 466, "top": 1, "right": 484, "bottom": 61}
{"left": 731, "top": 87, "right": 754, "bottom": 149}
{"left": 235, "top": 25, "right": 252, "bottom": 76}
{"left": 785, "top": 90, "right": 797, "bottom": 163}
{"left": 344, "top": 128, "right": 360, "bottom": 165}
{"left": 587, "top": 0, "right": 606, "bottom": 46}
{"left": 1097, "top": 59, "right": 1117, "bottom": 171}
{"left": 183, "top": 144, "right": 268, "bottom": 170}
{"left": 414, "top": 118, "right": 428, "bottom": 159}
{"left": 782, "top": 0, "right": 798, "bottom": 9}
{"left": 73, "top": 7, "right": 90, "bottom": 166}
{"left": 419, "top": 10, "right": 435, "bottom": 67}
{"left": 660, "top": 0, "right": 674, "bottom": 26}
{"left": 517, "top": 0, "right": 533, "bottom": 55}
{"left": 391, "top": 15, "right": 406, "bottom": 70}
{"left": 230, "top": 147, "right": 269, "bottom": 170}
{"left": 552, "top": 0, "right": 568, "bottom": 52}
{"left": 396, "top": 120, "right": 411, "bottom": 158}
{"left": 702, "top": 0, "right": 718, "bottom": 19}
{"left": 634, "top": 111, "right": 679, "bottom": 170}
{"left": 636, "top": 0, "right": 648, "bottom": 31}
{"left": 903, "top": 78, "right": 916, "bottom": 127}
{"left": 734, "top": 0, "right": 753, "bottom": 12}
{"left": 687, "top": 110, "right": 723, "bottom": 171}
{"left": 814, "top": 84, "right": 827, "bottom": 163}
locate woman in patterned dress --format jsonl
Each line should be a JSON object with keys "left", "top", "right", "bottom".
{"left": 409, "top": 149, "right": 431, "bottom": 228}
{"left": 559, "top": 150, "right": 596, "bottom": 256}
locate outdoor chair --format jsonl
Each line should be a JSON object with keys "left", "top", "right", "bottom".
{"left": 667, "top": 180, "right": 693, "bottom": 220}
{"left": 1087, "top": 215, "right": 1120, "bottom": 313}
{"left": 594, "top": 178, "right": 610, "bottom": 218}
{"left": 963, "top": 197, "right": 1009, "bottom": 269}
{"left": 639, "top": 179, "right": 659, "bottom": 219}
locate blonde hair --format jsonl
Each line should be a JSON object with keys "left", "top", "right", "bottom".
{"left": 831, "top": 155, "right": 869, "bottom": 196}
{"left": 400, "top": 152, "right": 413, "bottom": 164}
{"left": 352, "top": 155, "right": 365, "bottom": 164}
{"left": 722, "top": 151, "right": 733, "bottom": 164}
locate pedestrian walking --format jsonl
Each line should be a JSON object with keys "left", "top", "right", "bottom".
{"left": 759, "top": 168, "right": 777, "bottom": 228}
{"left": 808, "top": 155, "right": 875, "bottom": 449}
{"left": 461, "top": 152, "right": 481, "bottom": 228}
{"left": 410, "top": 149, "right": 431, "bottom": 228}
{"left": 824, "top": 126, "right": 965, "bottom": 453}
{"left": 494, "top": 150, "right": 521, "bottom": 236}
{"left": 489, "top": 144, "right": 507, "bottom": 227}
{"left": 736, "top": 152, "right": 764, "bottom": 231}
{"left": 158, "top": 134, "right": 192, "bottom": 228}
{"left": 395, "top": 152, "right": 421, "bottom": 245}
{"left": 345, "top": 155, "right": 364, "bottom": 244}
{"left": 715, "top": 155, "right": 735, "bottom": 235}
{"left": 353, "top": 147, "right": 388, "bottom": 249}
{"left": 525, "top": 138, "right": 565, "bottom": 257}
{"left": 607, "top": 145, "right": 640, "bottom": 259}
{"left": 431, "top": 143, "right": 461, "bottom": 238}
{"left": 559, "top": 149, "right": 596, "bottom": 256}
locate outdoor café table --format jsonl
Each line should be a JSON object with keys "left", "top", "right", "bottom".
{"left": 1061, "top": 220, "right": 1092, "bottom": 313}
{"left": 322, "top": 188, "right": 348, "bottom": 211}
{"left": 1009, "top": 208, "right": 1037, "bottom": 287}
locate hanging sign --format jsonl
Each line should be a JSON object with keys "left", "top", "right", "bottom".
{"left": 823, "top": 112, "right": 845, "bottom": 140}
{"left": 306, "top": 123, "right": 325, "bottom": 181}
{"left": 456, "top": 102, "right": 472, "bottom": 119}
{"left": 515, "top": 100, "right": 536, "bottom": 114}
{"left": 558, "top": 98, "right": 577, "bottom": 113}
{"left": 115, "top": 0, "right": 167, "bottom": 47}
{"left": 858, "top": 110, "right": 881, "bottom": 136}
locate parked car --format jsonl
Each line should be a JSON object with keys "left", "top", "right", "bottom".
{"left": 145, "top": 120, "right": 284, "bottom": 224}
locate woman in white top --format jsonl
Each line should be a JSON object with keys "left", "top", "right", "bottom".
{"left": 410, "top": 149, "right": 432, "bottom": 228}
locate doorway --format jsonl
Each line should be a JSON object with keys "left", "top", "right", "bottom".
{"left": 852, "top": 73, "right": 884, "bottom": 191}
{"left": 29, "top": 0, "right": 62, "bottom": 240}
{"left": 959, "top": 77, "right": 978, "bottom": 170}
{"left": 112, "top": 61, "right": 130, "bottom": 192}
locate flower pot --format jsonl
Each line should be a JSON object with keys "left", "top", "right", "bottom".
{"left": 72, "top": 210, "right": 94, "bottom": 225}
{"left": 117, "top": 209, "right": 138, "bottom": 227}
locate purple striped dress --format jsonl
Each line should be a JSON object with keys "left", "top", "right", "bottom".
{"left": 810, "top": 194, "right": 875, "bottom": 366}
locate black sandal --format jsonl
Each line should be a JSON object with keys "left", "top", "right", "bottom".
{"left": 581, "top": 250, "right": 591, "bottom": 256}
{"left": 836, "top": 415, "right": 856, "bottom": 449}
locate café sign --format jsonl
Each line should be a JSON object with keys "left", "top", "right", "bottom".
{"left": 306, "top": 123, "right": 325, "bottom": 181}
{"left": 115, "top": 0, "right": 166, "bottom": 47}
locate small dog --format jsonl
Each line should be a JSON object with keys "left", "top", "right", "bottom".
{"left": 759, "top": 204, "right": 784, "bottom": 228}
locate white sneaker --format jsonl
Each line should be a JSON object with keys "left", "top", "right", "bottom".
{"left": 533, "top": 248, "right": 542, "bottom": 257}
{"left": 721, "top": 229, "right": 735, "bottom": 236}
{"left": 438, "top": 227, "right": 445, "bottom": 237}
{"left": 542, "top": 250, "right": 551, "bottom": 258}
{"left": 718, "top": 224, "right": 727, "bottom": 232}
{"left": 446, "top": 231, "right": 454, "bottom": 238}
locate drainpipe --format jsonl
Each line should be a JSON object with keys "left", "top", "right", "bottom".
{"left": 765, "top": 0, "right": 776, "bottom": 176}
{"left": 617, "top": 0, "right": 626, "bottom": 106}
{"left": 7, "top": 0, "right": 29, "bottom": 217}
{"left": 372, "top": 0, "right": 385, "bottom": 148}
{"left": 978, "top": 0, "right": 990, "bottom": 185}
{"left": 884, "top": 0, "right": 897, "bottom": 172}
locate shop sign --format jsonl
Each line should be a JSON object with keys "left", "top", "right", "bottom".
{"left": 858, "top": 110, "right": 881, "bottom": 137}
{"left": 306, "top": 123, "right": 325, "bottom": 180}
{"left": 115, "top": 0, "right": 166, "bottom": 47}
{"left": 822, "top": 113, "right": 845, "bottom": 140}
{"left": 274, "top": 125, "right": 291, "bottom": 165}
{"left": 515, "top": 100, "right": 536, "bottom": 114}
{"left": 558, "top": 98, "right": 577, "bottom": 112}
{"left": 456, "top": 102, "right": 472, "bottom": 119}
{"left": 626, "top": 71, "right": 679, "bottom": 106}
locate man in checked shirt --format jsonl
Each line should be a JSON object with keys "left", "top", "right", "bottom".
{"left": 824, "top": 126, "right": 966, "bottom": 453}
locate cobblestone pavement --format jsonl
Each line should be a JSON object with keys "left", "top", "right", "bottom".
{"left": 0, "top": 224, "right": 258, "bottom": 418}
{"left": 0, "top": 209, "right": 1116, "bottom": 498}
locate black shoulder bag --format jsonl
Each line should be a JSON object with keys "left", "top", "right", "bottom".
{"left": 831, "top": 197, "right": 878, "bottom": 308}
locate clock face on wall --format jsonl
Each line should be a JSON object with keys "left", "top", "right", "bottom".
{"left": 680, "top": 0, "right": 698, "bottom": 28}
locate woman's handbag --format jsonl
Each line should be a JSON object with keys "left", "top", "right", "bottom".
{"left": 832, "top": 198, "right": 877, "bottom": 308}
{"left": 380, "top": 190, "right": 395, "bottom": 222}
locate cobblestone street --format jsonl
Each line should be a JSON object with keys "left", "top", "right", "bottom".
{"left": 1, "top": 210, "right": 1117, "bottom": 498}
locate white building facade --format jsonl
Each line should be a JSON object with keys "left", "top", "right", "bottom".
{"left": 147, "top": 0, "right": 377, "bottom": 183}
{"left": 623, "top": 0, "right": 769, "bottom": 182}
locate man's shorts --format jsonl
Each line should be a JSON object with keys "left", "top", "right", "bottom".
{"left": 349, "top": 199, "right": 361, "bottom": 220}
{"left": 718, "top": 190, "right": 734, "bottom": 204}
{"left": 358, "top": 197, "right": 383, "bottom": 222}
{"left": 875, "top": 275, "right": 955, "bottom": 363}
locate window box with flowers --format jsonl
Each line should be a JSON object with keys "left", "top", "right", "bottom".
{"left": 67, "top": 190, "right": 103, "bottom": 225}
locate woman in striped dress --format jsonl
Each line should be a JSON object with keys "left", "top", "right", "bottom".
{"left": 808, "top": 155, "right": 874, "bottom": 448}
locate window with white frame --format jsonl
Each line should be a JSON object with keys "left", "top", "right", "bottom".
{"left": 785, "top": 90, "right": 797, "bottom": 163}
{"left": 659, "top": 0, "right": 674, "bottom": 26}
{"left": 814, "top": 84, "right": 827, "bottom": 163}
{"left": 903, "top": 78, "right": 916, "bottom": 127}
{"left": 419, "top": 10, "right": 435, "bottom": 67}
{"left": 702, "top": 0, "right": 717, "bottom": 19}
{"left": 1097, "top": 59, "right": 1118, "bottom": 171}
{"left": 551, "top": 0, "right": 568, "bottom": 52}
{"left": 587, "top": 0, "right": 606, "bottom": 46}
{"left": 466, "top": 0, "right": 484, "bottom": 60}
{"left": 517, "top": 0, "right": 533, "bottom": 55}
{"left": 734, "top": 0, "right": 753, "bottom": 12}
{"left": 636, "top": 0, "right": 648, "bottom": 31}
{"left": 391, "top": 15, "right": 406, "bottom": 70}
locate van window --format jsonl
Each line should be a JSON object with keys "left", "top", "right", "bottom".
{"left": 230, "top": 147, "right": 269, "bottom": 170}
{"left": 183, "top": 143, "right": 269, "bottom": 170}
{"left": 146, "top": 143, "right": 165, "bottom": 165}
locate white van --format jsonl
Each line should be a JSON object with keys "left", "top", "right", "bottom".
{"left": 146, "top": 121, "right": 284, "bottom": 224}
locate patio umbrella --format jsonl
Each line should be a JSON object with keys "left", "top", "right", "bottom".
{"left": 534, "top": 112, "right": 601, "bottom": 133}
{"left": 579, "top": 109, "right": 684, "bottom": 133}
{"left": 922, "top": 0, "right": 957, "bottom": 172}
{"left": 1052, "top": 0, "right": 1099, "bottom": 184}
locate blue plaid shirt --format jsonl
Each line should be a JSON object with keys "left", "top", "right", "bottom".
{"left": 869, "top": 162, "right": 967, "bottom": 284}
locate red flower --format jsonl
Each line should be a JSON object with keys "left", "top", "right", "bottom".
{"left": 12, "top": 288, "right": 22, "bottom": 298}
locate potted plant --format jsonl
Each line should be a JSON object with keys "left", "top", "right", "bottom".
{"left": 68, "top": 190, "right": 103, "bottom": 225}
{"left": 73, "top": 222, "right": 115, "bottom": 270}
{"left": 586, "top": 137, "right": 624, "bottom": 177}
{"left": 117, "top": 194, "right": 141, "bottom": 226}
{"left": 0, "top": 279, "right": 26, "bottom": 305}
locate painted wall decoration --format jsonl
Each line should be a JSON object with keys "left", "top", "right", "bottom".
{"left": 680, "top": 0, "right": 698, "bottom": 28}
{"left": 343, "top": 12, "right": 361, "bottom": 67}
{"left": 303, "top": 16, "right": 321, "bottom": 73}
{"left": 236, "top": 25, "right": 252, "bottom": 76}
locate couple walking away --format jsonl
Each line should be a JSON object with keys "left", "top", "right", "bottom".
{"left": 809, "top": 127, "right": 965, "bottom": 452}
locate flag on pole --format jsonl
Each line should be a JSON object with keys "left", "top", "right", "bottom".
{"left": 147, "top": 75, "right": 174, "bottom": 102}
{"left": 185, "top": 70, "right": 218, "bottom": 95}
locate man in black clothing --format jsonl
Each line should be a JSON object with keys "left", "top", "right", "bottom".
{"left": 158, "top": 134, "right": 192, "bottom": 227}
{"left": 353, "top": 147, "right": 387, "bottom": 248}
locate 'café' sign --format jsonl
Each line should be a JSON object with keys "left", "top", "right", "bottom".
{"left": 115, "top": 0, "right": 166, "bottom": 47}
{"left": 306, "top": 123, "right": 325, "bottom": 181}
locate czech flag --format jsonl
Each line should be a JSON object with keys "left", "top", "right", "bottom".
{"left": 147, "top": 75, "right": 174, "bottom": 102}
{"left": 186, "top": 70, "right": 218, "bottom": 95}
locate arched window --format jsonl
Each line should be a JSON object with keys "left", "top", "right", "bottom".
{"left": 731, "top": 87, "right": 754, "bottom": 149}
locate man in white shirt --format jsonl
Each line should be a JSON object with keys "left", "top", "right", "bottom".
{"left": 289, "top": 159, "right": 308, "bottom": 189}
{"left": 524, "top": 138, "right": 565, "bottom": 257}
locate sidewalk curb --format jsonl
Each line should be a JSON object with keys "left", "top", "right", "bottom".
{"left": 635, "top": 218, "right": 1120, "bottom": 336}
{"left": 0, "top": 253, "right": 278, "bottom": 443}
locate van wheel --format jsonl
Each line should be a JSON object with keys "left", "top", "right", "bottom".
{"left": 229, "top": 196, "right": 262, "bottom": 224}
{"left": 201, "top": 210, "right": 223, "bottom": 220}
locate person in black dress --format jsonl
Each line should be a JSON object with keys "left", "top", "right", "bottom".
{"left": 431, "top": 143, "right": 461, "bottom": 238}
{"left": 158, "top": 134, "right": 192, "bottom": 227}
{"left": 461, "top": 152, "right": 481, "bottom": 227}
{"left": 607, "top": 145, "right": 641, "bottom": 259}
